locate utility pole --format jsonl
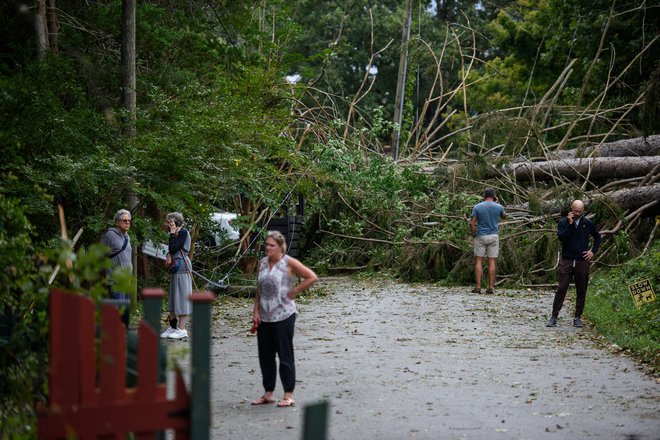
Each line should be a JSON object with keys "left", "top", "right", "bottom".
{"left": 391, "top": 0, "right": 412, "bottom": 161}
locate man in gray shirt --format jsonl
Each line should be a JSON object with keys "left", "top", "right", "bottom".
{"left": 101, "top": 209, "right": 133, "bottom": 323}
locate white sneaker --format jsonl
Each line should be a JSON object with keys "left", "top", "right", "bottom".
{"left": 168, "top": 329, "right": 188, "bottom": 340}
{"left": 160, "top": 327, "right": 176, "bottom": 338}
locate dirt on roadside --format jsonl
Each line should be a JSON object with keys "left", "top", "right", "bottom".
{"left": 174, "top": 277, "right": 659, "bottom": 440}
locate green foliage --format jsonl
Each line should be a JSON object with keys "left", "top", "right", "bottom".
{"left": 0, "top": 55, "right": 120, "bottom": 240}
{"left": 588, "top": 241, "right": 660, "bottom": 372}
{"left": 305, "top": 143, "right": 433, "bottom": 270}
{"left": 0, "top": 0, "right": 310, "bottom": 250}
{"left": 466, "top": 55, "right": 543, "bottom": 113}
{"left": 400, "top": 241, "right": 465, "bottom": 282}
{"left": 283, "top": 0, "right": 479, "bottom": 127}
{"left": 465, "top": 0, "right": 659, "bottom": 141}
{"left": 0, "top": 196, "right": 48, "bottom": 438}
{"left": 0, "top": 195, "right": 34, "bottom": 298}
{"left": 51, "top": 241, "right": 136, "bottom": 300}
{"left": 471, "top": 112, "right": 542, "bottom": 156}
{"left": 1, "top": 1, "right": 657, "bottom": 429}
{"left": 305, "top": 142, "right": 483, "bottom": 281}
{"left": 640, "top": 61, "right": 660, "bottom": 136}
{"left": 0, "top": 193, "right": 137, "bottom": 436}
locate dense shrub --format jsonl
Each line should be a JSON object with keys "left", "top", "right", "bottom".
{"left": 0, "top": 195, "right": 48, "bottom": 437}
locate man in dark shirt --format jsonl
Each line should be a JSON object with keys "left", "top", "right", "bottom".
{"left": 547, "top": 200, "right": 601, "bottom": 328}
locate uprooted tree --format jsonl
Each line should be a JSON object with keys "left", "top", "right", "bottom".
{"left": 290, "top": 1, "right": 659, "bottom": 284}
{"left": 487, "top": 135, "right": 660, "bottom": 218}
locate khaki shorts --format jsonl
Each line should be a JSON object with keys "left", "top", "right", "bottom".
{"left": 474, "top": 234, "right": 499, "bottom": 258}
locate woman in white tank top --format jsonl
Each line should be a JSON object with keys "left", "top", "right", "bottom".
{"left": 251, "top": 231, "right": 318, "bottom": 408}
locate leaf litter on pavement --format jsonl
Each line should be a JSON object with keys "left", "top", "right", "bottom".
{"left": 168, "top": 276, "right": 659, "bottom": 439}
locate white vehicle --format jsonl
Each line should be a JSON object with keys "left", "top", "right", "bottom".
{"left": 209, "top": 212, "right": 240, "bottom": 246}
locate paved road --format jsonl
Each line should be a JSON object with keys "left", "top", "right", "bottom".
{"left": 182, "top": 277, "right": 658, "bottom": 439}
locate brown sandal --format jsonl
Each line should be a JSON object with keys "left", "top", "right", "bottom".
{"left": 251, "top": 395, "right": 275, "bottom": 405}
{"left": 277, "top": 397, "right": 295, "bottom": 407}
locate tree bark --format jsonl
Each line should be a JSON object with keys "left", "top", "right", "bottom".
{"left": 121, "top": 0, "right": 136, "bottom": 138}
{"left": 122, "top": 0, "right": 137, "bottom": 299}
{"left": 602, "top": 183, "right": 660, "bottom": 212}
{"left": 506, "top": 156, "right": 660, "bottom": 181}
{"left": 47, "top": 0, "right": 58, "bottom": 53}
{"left": 34, "top": 0, "right": 49, "bottom": 59}
{"left": 549, "top": 135, "right": 660, "bottom": 159}
{"left": 436, "top": 0, "right": 452, "bottom": 21}
{"left": 512, "top": 183, "right": 660, "bottom": 215}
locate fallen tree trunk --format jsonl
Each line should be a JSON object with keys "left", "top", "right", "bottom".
{"left": 509, "top": 183, "right": 660, "bottom": 215}
{"left": 605, "top": 183, "right": 660, "bottom": 211}
{"left": 505, "top": 156, "right": 660, "bottom": 181}
{"left": 550, "top": 135, "right": 660, "bottom": 159}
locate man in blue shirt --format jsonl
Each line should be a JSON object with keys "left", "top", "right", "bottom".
{"left": 547, "top": 200, "right": 601, "bottom": 328}
{"left": 470, "top": 188, "right": 506, "bottom": 294}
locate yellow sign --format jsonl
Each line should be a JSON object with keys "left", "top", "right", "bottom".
{"left": 628, "top": 279, "right": 656, "bottom": 309}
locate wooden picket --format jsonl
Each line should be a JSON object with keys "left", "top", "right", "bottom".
{"left": 37, "top": 288, "right": 191, "bottom": 439}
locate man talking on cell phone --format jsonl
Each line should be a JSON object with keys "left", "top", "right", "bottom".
{"left": 547, "top": 199, "right": 602, "bottom": 328}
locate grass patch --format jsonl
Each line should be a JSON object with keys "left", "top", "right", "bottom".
{"left": 587, "top": 241, "right": 660, "bottom": 373}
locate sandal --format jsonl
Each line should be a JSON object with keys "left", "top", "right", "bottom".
{"left": 251, "top": 395, "right": 275, "bottom": 405}
{"left": 277, "top": 397, "right": 295, "bottom": 407}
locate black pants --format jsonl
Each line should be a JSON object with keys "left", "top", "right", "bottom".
{"left": 257, "top": 313, "right": 296, "bottom": 393}
{"left": 552, "top": 259, "right": 590, "bottom": 318}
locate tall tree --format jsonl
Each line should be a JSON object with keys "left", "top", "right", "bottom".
{"left": 121, "top": 0, "right": 138, "bottom": 296}
{"left": 121, "top": 0, "right": 136, "bottom": 138}
{"left": 34, "top": 0, "right": 49, "bottom": 59}
{"left": 47, "top": 0, "right": 58, "bottom": 53}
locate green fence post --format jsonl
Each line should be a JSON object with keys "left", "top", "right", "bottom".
{"left": 142, "top": 288, "right": 167, "bottom": 383}
{"left": 142, "top": 288, "right": 167, "bottom": 440}
{"left": 190, "top": 291, "right": 214, "bottom": 440}
{"left": 302, "top": 400, "right": 330, "bottom": 440}
{"left": 142, "top": 288, "right": 165, "bottom": 333}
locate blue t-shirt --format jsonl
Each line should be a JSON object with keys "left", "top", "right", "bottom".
{"left": 471, "top": 201, "right": 505, "bottom": 236}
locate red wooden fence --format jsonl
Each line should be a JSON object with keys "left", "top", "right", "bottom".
{"left": 37, "top": 288, "right": 191, "bottom": 439}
